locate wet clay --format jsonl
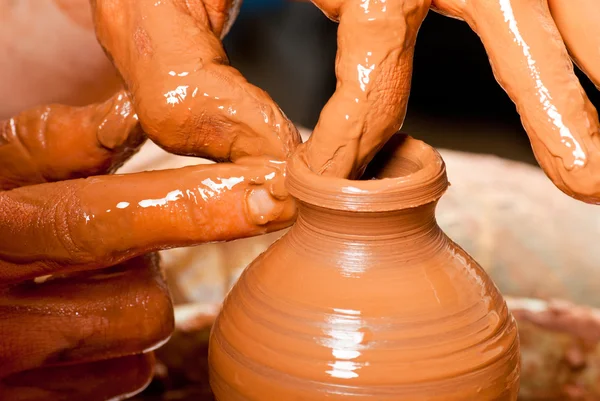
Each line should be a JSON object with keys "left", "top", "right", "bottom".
{"left": 0, "top": 95, "right": 295, "bottom": 399}
{"left": 435, "top": 0, "right": 600, "bottom": 204}
{"left": 0, "top": 254, "right": 172, "bottom": 378}
{"left": 547, "top": 0, "right": 600, "bottom": 89}
{"left": 209, "top": 135, "right": 520, "bottom": 400}
{"left": 0, "top": 155, "right": 295, "bottom": 284}
{"left": 304, "top": 0, "right": 600, "bottom": 204}
{"left": 0, "top": 2, "right": 301, "bottom": 394}
{"left": 0, "top": 90, "right": 144, "bottom": 190}
{"left": 90, "top": 0, "right": 300, "bottom": 162}
{"left": 303, "top": 0, "right": 431, "bottom": 179}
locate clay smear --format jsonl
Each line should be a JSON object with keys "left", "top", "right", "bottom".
{"left": 0, "top": 90, "right": 144, "bottom": 190}
{"left": 0, "top": 155, "right": 295, "bottom": 284}
{"left": 304, "top": 0, "right": 431, "bottom": 179}
{"left": 305, "top": 0, "right": 600, "bottom": 204}
{"left": 91, "top": 0, "right": 300, "bottom": 162}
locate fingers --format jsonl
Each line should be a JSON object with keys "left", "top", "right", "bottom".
{"left": 201, "top": 0, "right": 242, "bottom": 38}
{"left": 430, "top": 0, "right": 466, "bottom": 20}
{"left": 0, "top": 158, "right": 296, "bottom": 283}
{"left": 0, "top": 90, "right": 145, "bottom": 191}
{"left": 305, "top": 0, "right": 431, "bottom": 178}
{"left": 455, "top": 0, "right": 600, "bottom": 203}
{"left": 548, "top": 0, "right": 600, "bottom": 89}
{"left": 0, "top": 254, "right": 172, "bottom": 377}
{"left": 0, "top": 353, "right": 154, "bottom": 401}
{"left": 91, "top": 0, "right": 300, "bottom": 162}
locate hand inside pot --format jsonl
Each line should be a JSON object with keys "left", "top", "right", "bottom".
{"left": 303, "top": 0, "right": 600, "bottom": 205}
{"left": 0, "top": 1, "right": 299, "bottom": 399}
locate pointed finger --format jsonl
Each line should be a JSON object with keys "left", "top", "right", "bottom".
{"left": 0, "top": 90, "right": 145, "bottom": 190}
{"left": 548, "top": 0, "right": 600, "bottom": 89}
{"left": 306, "top": 0, "right": 431, "bottom": 178}
{"left": 0, "top": 159, "right": 296, "bottom": 283}
{"left": 460, "top": 0, "right": 600, "bottom": 203}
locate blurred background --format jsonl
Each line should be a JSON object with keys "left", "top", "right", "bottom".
{"left": 223, "top": 0, "right": 600, "bottom": 165}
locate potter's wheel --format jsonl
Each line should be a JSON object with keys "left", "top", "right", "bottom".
{"left": 121, "top": 135, "right": 600, "bottom": 401}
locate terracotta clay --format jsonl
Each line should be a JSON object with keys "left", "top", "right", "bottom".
{"left": 119, "top": 133, "right": 600, "bottom": 399}
{"left": 0, "top": 255, "right": 171, "bottom": 400}
{"left": 1, "top": 353, "right": 156, "bottom": 401}
{"left": 0, "top": 0, "right": 302, "bottom": 397}
{"left": 432, "top": 0, "right": 600, "bottom": 205}
{"left": 0, "top": 116, "right": 295, "bottom": 399}
{"left": 304, "top": 0, "right": 600, "bottom": 205}
{"left": 0, "top": 90, "right": 144, "bottom": 191}
{"left": 90, "top": 0, "right": 300, "bottom": 162}
{"left": 209, "top": 134, "right": 520, "bottom": 400}
{"left": 0, "top": 113, "right": 295, "bottom": 400}
{"left": 304, "top": 0, "right": 431, "bottom": 179}
{"left": 547, "top": 0, "right": 600, "bottom": 90}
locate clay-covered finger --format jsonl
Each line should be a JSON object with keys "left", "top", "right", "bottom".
{"left": 455, "top": 1, "right": 600, "bottom": 203}
{"left": 0, "top": 353, "right": 154, "bottom": 401}
{"left": 548, "top": 0, "right": 600, "bottom": 89}
{"left": 0, "top": 254, "right": 172, "bottom": 377}
{"left": 0, "top": 159, "right": 296, "bottom": 283}
{"left": 305, "top": 0, "right": 431, "bottom": 178}
{"left": 0, "top": 90, "right": 145, "bottom": 191}
{"left": 91, "top": 0, "right": 300, "bottom": 162}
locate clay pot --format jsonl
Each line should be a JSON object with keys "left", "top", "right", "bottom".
{"left": 208, "top": 135, "right": 520, "bottom": 400}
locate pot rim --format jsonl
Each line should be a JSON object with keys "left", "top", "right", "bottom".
{"left": 287, "top": 134, "right": 449, "bottom": 212}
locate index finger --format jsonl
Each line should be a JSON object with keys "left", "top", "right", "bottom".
{"left": 0, "top": 160, "right": 295, "bottom": 284}
{"left": 548, "top": 0, "right": 600, "bottom": 89}
{"left": 305, "top": 0, "right": 431, "bottom": 179}
{"left": 459, "top": 0, "right": 600, "bottom": 203}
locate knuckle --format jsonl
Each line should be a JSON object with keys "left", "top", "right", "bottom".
{"left": 50, "top": 185, "right": 95, "bottom": 263}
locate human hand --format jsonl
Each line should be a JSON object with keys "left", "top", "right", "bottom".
{"left": 430, "top": 0, "right": 600, "bottom": 203}
{"left": 303, "top": 0, "right": 600, "bottom": 204}
{"left": 0, "top": 1, "right": 300, "bottom": 398}
{"left": 0, "top": 88, "right": 295, "bottom": 400}
{"left": 90, "top": 0, "right": 301, "bottom": 162}
{"left": 302, "top": 0, "right": 431, "bottom": 179}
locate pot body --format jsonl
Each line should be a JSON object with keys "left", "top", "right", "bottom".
{"left": 209, "top": 135, "right": 520, "bottom": 400}
{"left": 209, "top": 208, "right": 520, "bottom": 400}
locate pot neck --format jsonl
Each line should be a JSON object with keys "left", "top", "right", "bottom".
{"left": 287, "top": 135, "right": 448, "bottom": 213}
{"left": 295, "top": 201, "right": 439, "bottom": 241}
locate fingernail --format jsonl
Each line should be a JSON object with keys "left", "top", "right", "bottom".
{"left": 245, "top": 188, "right": 285, "bottom": 226}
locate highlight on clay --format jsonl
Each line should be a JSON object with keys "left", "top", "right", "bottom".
{"left": 0, "top": 0, "right": 599, "bottom": 400}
